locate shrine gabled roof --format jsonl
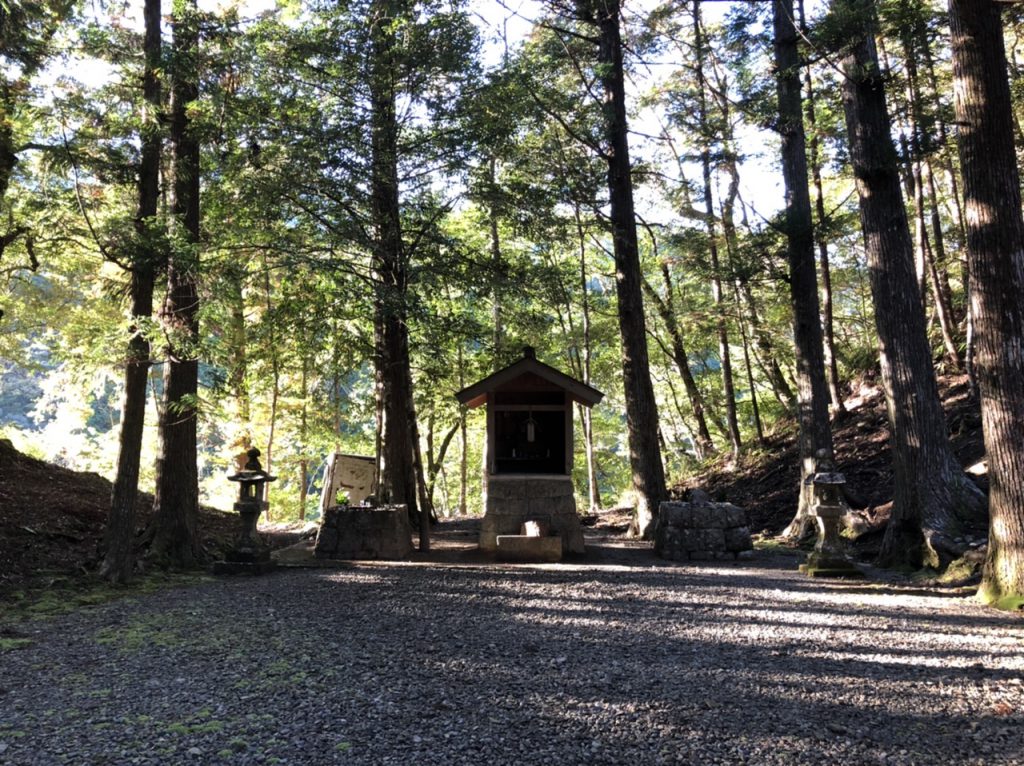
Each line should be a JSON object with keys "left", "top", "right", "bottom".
{"left": 455, "top": 346, "right": 605, "bottom": 410}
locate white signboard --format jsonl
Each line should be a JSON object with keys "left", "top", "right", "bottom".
{"left": 320, "top": 453, "right": 377, "bottom": 513}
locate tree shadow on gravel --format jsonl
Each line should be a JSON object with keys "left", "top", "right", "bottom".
{"left": 290, "top": 566, "right": 1023, "bottom": 764}
{"left": 2, "top": 564, "right": 1021, "bottom": 766}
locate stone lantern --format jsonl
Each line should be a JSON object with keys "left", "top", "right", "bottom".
{"left": 213, "top": 447, "right": 277, "bottom": 575}
{"left": 800, "top": 455, "right": 863, "bottom": 578}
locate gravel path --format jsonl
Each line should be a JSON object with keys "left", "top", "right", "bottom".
{"left": 1, "top": 554, "right": 1022, "bottom": 765}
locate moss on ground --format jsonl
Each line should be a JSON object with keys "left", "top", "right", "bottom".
{"left": 1, "top": 571, "right": 212, "bottom": 623}
{"left": 165, "top": 707, "right": 226, "bottom": 736}
{"left": 0, "top": 637, "right": 32, "bottom": 651}
{"left": 752, "top": 536, "right": 802, "bottom": 554}
{"left": 977, "top": 586, "right": 1024, "bottom": 611}
{"left": 94, "top": 613, "right": 187, "bottom": 652}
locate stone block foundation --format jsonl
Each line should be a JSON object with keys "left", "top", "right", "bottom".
{"left": 481, "top": 475, "right": 585, "bottom": 554}
{"left": 495, "top": 535, "right": 563, "bottom": 562}
{"left": 314, "top": 504, "right": 412, "bottom": 560}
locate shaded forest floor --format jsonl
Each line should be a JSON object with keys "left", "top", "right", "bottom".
{"left": 0, "top": 441, "right": 307, "bottom": 600}
{"left": 0, "top": 373, "right": 988, "bottom": 601}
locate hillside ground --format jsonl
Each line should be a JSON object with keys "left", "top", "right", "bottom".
{"left": 678, "top": 373, "right": 988, "bottom": 555}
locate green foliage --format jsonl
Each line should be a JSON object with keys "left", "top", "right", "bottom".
{"left": 0, "top": 0, "right": 979, "bottom": 525}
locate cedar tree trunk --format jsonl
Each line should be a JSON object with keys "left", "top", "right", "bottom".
{"left": 694, "top": 1, "right": 741, "bottom": 459}
{"left": 369, "top": 0, "right": 424, "bottom": 546}
{"left": 948, "top": 0, "right": 1024, "bottom": 606}
{"left": 589, "top": 0, "right": 666, "bottom": 535}
{"left": 774, "top": 0, "right": 836, "bottom": 540}
{"left": 838, "top": 0, "right": 985, "bottom": 569}
{"left": 150, "top": 0, "right": 201, "bottom": 568}
{"left": 101, "top": 0, "right": 162, "bottom": 583}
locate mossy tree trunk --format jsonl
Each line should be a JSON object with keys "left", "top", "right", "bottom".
{"left": 773, "top": 0, "right": 835, "bottom": 540}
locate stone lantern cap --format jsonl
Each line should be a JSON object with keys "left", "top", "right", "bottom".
{"left": 228, "top": 448, "right": 277, "bottom": 485}
{"left": 804, "top": 471, "right": 846, "bottom": 486}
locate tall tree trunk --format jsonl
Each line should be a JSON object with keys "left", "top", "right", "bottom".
{"left": 640, "top": 266, "right": 715, "bottom": 458}
{"left": 0, "top": 108, "right": 14, "bottom": 217}
{"left": 923, "top": 224, "right": 961, "bottom": 368}
{"left": 773, "top": 0, "right": 836, "bottom": 540}
{"left": 921, "top": 28, "right": 968, "bottom": 250}
{"left": 838, "top": 0, "right": 985, "bottom": 569}
{"left": 298, "top": 355, "right": 309, "bottom": 522}
{"left": 948, "top": 0, "right": 1024, "bottom": 606}
{"left": 739, "top": 280, "right": 796, "bottom": 409}
{"left": 262, "top": 263, "right": 280, "bottom": 520}
{"left": 425, "top": 420, "right": 459, "bottom": 513}
{"left": 733, "top": 280, "right": 765, "bottom": 444}
{"left": 923, "top": 158, "right": 959, "bottom": 327}
{"left": 228, "top": 265, "right": 250, "bottom": 440}
{"left": 929, "top": 161, "right": 958, "bottom": 323}
{"left": 576, "top": 209, "right": 601, "bottom": 510}
{"left": 717, "top": 91, "right": 765, "bottom": 445}
{"left": 149, "top": 0, "right": 201, "bottom": 568}
{"left": 457, "top": 344, "right": 468, "bottom": 516}
{"left": 101, "top": 0, "right": 162, "bottom": 583}
{"left": 694, "top": 1, "right": 741, "bottom": 459}
{"left": 369, "top": 0, "right": 423, "bottom": 545}
{"left": 800, "top": 23, "right": 846, "bottom": 417}
{"left": 587, "top": 0, "right": 666, "bottom": 536}
{"left": 409, "top": 371, "right": 432, "bottom": 531}
{"left": 488, "top": 155, "right": 504, "bottom": 366}
{"left": 373, "top": 302, "right": 384, "bottom": 495}
{"left": 900, "top": 37, "right": 962, "bottom": 368}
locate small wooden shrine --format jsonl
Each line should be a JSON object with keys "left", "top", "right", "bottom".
{"left": 455, "top": 346, "right": 604, "bottom": 553}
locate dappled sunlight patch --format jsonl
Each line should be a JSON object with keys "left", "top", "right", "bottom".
{"left": 315, "top": 570, "right": 392, "bottom": 587}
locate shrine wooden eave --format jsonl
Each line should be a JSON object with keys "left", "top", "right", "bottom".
{"left": 455, "top": 349, "right": 604, "bottom": 410}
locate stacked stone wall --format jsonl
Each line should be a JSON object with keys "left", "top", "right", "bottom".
{"left": 654, "top": 500, "right": 753, "bottom": 561}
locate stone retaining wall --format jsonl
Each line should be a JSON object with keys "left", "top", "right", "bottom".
{"left": 654, "top": 500, "right": 753, "bottom": 561}
{"left": 314, "top": 504, "right": 412, "bottom": 560}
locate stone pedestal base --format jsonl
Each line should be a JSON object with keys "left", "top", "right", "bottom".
{"left": 800, "top": 503, "right": 863, "bottom": 578}
{"left": 800, "top": 553, "right": 864, "bottom": 578}
{"left": 314, "top": 504, "right": 412, "bottom": 560}
{"left": 212, "top": 530, "right": 276, "bottom": 576}
{"left": 481, "top": 475, "right": 585, "bottom": 554}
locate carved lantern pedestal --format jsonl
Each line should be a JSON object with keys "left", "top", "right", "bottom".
{"left": 212, "top": 448, "right": 278, "bottom": 576}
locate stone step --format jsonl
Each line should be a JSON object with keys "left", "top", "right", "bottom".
{"left": 495, "top": 535, "right": 563, "bottom": 563}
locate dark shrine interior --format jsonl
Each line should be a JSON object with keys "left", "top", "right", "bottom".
{"left": 494, "top": 409, "right": 566, "bottom": 474}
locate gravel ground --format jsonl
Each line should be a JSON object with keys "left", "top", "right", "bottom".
{"left": 1, "top": 553, "right": 1022, "bottom": 766}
